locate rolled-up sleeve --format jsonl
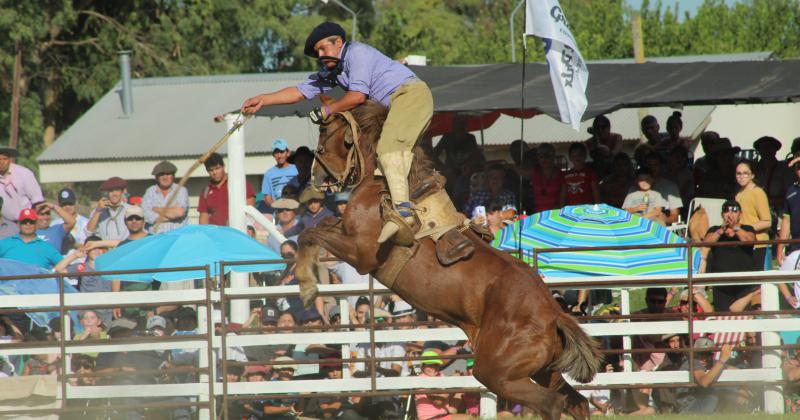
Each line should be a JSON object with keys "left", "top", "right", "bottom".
{"left": 296, "top": 73, "right": 334, "bottom": 99}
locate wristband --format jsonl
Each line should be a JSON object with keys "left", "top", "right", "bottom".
{"left": 323, "top": 105, "right": 331, "bottom": 119}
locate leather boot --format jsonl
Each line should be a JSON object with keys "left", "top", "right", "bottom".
{"left": 377, "top": 151, "right": 415, "bottom": 244}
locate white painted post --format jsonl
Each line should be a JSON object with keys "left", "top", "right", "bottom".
{"left": 479, "top": 392, "right": 497, "bottom": 418}
{"left": 340, "top": 298, "right": 351, "bottom": 379}
{"left": 197, "top": 306, "right": 210, "bottom": 420}
{"left": 225, "top": 114, "right": 249, "bottom": 324}
{"left": 620, "top": 289, "right": 633, "bottom": 373}
{"left": 760, "top": 283, "right": 784, "bottom": 413}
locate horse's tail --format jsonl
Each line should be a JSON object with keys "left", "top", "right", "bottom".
{"left": 295, "top": 234, "right": 321, "bottom": 308}
{"left": 551, "top": 314, "right": 601, "bottom": 383}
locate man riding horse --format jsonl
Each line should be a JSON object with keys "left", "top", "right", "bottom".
{"left": 241, "top": 22, "right": 430, "bottom": 245}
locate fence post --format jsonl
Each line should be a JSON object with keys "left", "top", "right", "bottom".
{"left": 760, "top": 283, "right": 784, "bottom": 413}
{"left": 197, "top": 305, "right": 211, "bottom": 420}
{"left": 620, "top": 289, "right": 633, "bottom": 373}
{"left": 340, "top": 298, "right": 351, "bottom": 379}
{"left": 479, "top": 392, "right": 497, "bottom": 418}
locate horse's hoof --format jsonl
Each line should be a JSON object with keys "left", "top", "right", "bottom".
{"left": 300, "top": 285, "right": 319, "bottom": 308}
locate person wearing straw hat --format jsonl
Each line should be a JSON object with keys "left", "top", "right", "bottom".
{"left": 0, "top": 145, "right": 44, "bottom": 237}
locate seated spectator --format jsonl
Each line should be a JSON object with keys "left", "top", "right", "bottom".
{"left": 783, "top": 338, "right": 800, "bottom": 405}
{"left": 0, "top": 208, "right": 62, "bottom": 269}
{"left": 471, "top": 200, "right": 505, "bottom": 236}
{"left": 74, "top": 310, "right": 107, "bottom": 341}
{"left": 86, "top": 177, "right": 130, "bottom": 241}
{"left": 198, "top": 152, "right": 256, "bottom": 226}
{"left": 284, "top": 187, "right": 335, "bottom": 237}
{"left": 70, "top": 354, "right": 97, "bottom": 386}
{"left": 681, "top": 338, "right": 743, "bottom": 413}
{"left": 561, "top": 142, "right": 599, "bottom": 207}
{"left": 670, "top": 288, "right": 713, "bottom": 341}
{"left": 305, "top": 358, "right": 365, "bottom": 419}
{"left": 329, "top": 259, "right": 370, "bottom": 311}
{"left": 0, "top": 145, "right": 44, "bottom": 240}
{"left": 651, "top": 332, "right": 688, "bottom": 413}
{"left": 630, "top": 288, "right": 672, "bottom": 415}
{"left": 414, "top": 350, "right": 468, "bottom": 420}
{"left": 55, "top": 235, "right": 113, "bottom": 327}
{"left": 51, "top": 188, "right": 90, "bottom": 253}
{"left": 241, "top": 365, "right": 272, "bottom": 419}
{"left": 142, "top": 160, "right": 189, "bottom": 233}
{"left": 704, "top": 200, "right": 758, "bottom": 312}
{"left": 599, "top": 152, "right": 634, "bottom": 209}
{"left": 217, "top": 363, "right": 247, "bottom": 419}
{"left": 262, "top": 357, "right": 303, "bottom": 419}
{"left": 463, "top": 163, "right": 516, "bottom": 217}
{"left": 644, "top": 152, "right": 683, "bottom": 225}
{"left": 622, "top": 168, "right": 667, "bottom": 224}
{"left": 35, "top": 200, "right": 75, "bottom": 254}
{"left": 585, "top": 115, "right": 623, "bottom": 155}
{"left": 269, "top": 198, "right": 301, "bottom": 247}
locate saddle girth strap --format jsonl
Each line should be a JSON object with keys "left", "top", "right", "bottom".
{"left": 373, "top": 242, "right": 419, "bottom": 288}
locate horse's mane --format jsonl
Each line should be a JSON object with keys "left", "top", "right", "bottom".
{"left": 349, "top": 101, "right": 437, "bottom": 187}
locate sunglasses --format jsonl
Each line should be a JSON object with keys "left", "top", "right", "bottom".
{"left": 20, "top": 220, "right": 36, "bottom": 225}
{"left": 125, "top": 216, "right": 143, "bottom": 222}
{"left": 722, "top": 206, "right": 740, "bottom": 213}
{"left": 38, "top": 211, "right": 51, "bottom": 216}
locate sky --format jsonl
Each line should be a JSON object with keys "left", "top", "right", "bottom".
{"left": 625, "top": 0, "right": 742, "bottom": 20}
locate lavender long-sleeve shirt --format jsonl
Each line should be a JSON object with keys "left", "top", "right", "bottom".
{"left": 0, "top": 163, "right": 44, "bottom": 222}
{"left": 296, "top": 42, "right": 416, "bottom": 107}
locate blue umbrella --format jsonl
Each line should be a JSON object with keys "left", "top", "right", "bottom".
{"left": 493, "top": 204, "right": 701, "bottom": 278}
{"left": 95, "top": 225, "right": 286, "bottom": 282}
{"left": 0, "top": 258, "right": 79, "bottom": 327}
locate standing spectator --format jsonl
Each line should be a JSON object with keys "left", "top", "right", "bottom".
{"left": 55, "top": 235, "right": 113, "bottom": 327}
{"left": 644, "top": 152, "right": 683, "bottom": 225}
{"left": 754, "top": 136, "right": 793, "bottom": 217}
{"left": 704, "top": 200, "right": 758, "bottom": 312}
{"left": 599, "top": 152, "right": 634, "bottom": 209}
{"left": 661, "top": 112, "right": 691, "bottom": 152}
{"left": 561, "top": 142, "right": 599, "bottom": 207}
{"left": 334, "top": 191, "right": 350, "bottom": 217}
{"left": 697, "top": 138, "right": 740, "bottom": 199}
{"left": 585, "top": 115, "right": 623, "bottom": 155}
{"left": 640, "top": 115, "right": 664, "bottom": 148}
{"left": 530, "top": 143, "right": 564, "bottom": 213}
{"left": 284, "top": 188, "right": 335, "bottom": 237}
{"left": 778, "top": 156, "right": 800, "bottom": 266}
{"left": 286, "top": 146, "right": 315, "bottom": 193}
{"left": 463, "top": 163, "right": 516, "bottom": 217}
{"left": 142, "top": 161, "right": 188, "bottom": 234}
{"left": 692, "top": 131, "right": 721, "bottom": 191}
{"left": 0, "top": 145, "right": 44, "bottom": 237}
{"left": 35, "top": 201, "right": 75, "bottom": 253}
{"left": 198, "top": 152, "right": 256, "bottom": 226}
{"left": 262, "top": 139, "right": 298, "bottom": 208}
{"left": 86, "top": 177, "right": 130, "bottom": 241}
{"left": 734, "top": 160, "right": 771, "bottom": 269}
{"left": 0, "top": 209, "right": 62, "bottom": 269}
{"left": 51, "top": 188, "right": 90, "bottom": 252}
{"left": 665, "top": 146, "right": 694, "bottom": 218}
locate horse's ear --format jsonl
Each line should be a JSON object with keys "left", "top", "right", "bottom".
{"left": 319, "top": 95, "right": 335, "bottom": 106}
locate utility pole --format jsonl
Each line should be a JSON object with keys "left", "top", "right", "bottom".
{"left": 10, "top": 40, "right": 22, "bottom": 149}
{"left": 631, "top": 12, "right": 648, "bottom": 142}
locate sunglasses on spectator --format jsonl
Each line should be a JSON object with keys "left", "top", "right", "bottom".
{"left": 722, "top": 205, "right": 740, "bottom": 213}
{"left": 20, "top": 220, "right": 36, "bottom": 225}
{"left": 125, "top": 216, "right": 143, "bottom": 222}
{"left": 38, "top": 211, "right": 51, "bottom": 216}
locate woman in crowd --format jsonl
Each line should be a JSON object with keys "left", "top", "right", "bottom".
{"left": 661, "top": 112, "right": 692, "bottom": 152}
{"left": 415, "top": 350, "right": 468, "bottom": 420}
{"left": 585, "top": 115, "right": 623, "bottom": 155}
{"left": 734, "top": 160, "right": 772, "bottom": 269}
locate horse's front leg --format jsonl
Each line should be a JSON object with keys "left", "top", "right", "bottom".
{"left": 295, "top": 219, "right": 361, "bottom": 308}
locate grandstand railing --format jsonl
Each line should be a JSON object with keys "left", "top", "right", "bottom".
{"left": 0, "top": 241, "right": 798, "bottom": 418}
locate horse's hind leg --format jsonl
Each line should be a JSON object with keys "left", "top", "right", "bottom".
{"left": 533, "top": 370, "right": 591, "bottom": 420}
{"left": 472, "top": 333, "right": 565, "bottom": 420}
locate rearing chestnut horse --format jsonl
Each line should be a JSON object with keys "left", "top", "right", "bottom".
{"left": 295, "top": 101, "right": 600, "bottom": 420}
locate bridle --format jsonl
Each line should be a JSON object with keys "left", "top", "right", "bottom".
{"left": 311, "top": 111, "right": 366, "bottom": 192}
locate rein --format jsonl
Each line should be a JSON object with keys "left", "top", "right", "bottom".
{"left": 311, "top": 111, "right": 366, "bottom": 192}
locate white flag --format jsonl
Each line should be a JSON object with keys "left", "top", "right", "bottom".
{"left": 525, "top": 0, "right": 588, "bottom": 130}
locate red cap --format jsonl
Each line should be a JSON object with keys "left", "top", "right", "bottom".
{"left": 18, "top": 208, "right": 37, "bottom": 222}
{"left": 243, "top": 365, "right": 268, "bottom": 376}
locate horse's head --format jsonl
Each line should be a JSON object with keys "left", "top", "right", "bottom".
{"left": 311, "top": 100, "right": 387, "bottom": 192}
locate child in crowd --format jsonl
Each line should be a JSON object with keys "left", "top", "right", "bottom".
{"left": 415, "top": 350, "right": 469, "bottom": 420}
{"left": 561, "top": 142, "right": 599, "bottom": 206}
{"left": 623, "top": 168, "right": 667, "bottom": 224}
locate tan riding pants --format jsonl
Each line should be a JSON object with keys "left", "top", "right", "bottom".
{"left": 376, "top": 80, "right": 433, "bottom": 155}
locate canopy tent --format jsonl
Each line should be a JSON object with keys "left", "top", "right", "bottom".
{"left": 253, "top": 60, "right": 800, "bottom": 136}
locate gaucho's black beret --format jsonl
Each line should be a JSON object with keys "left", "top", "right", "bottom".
{"left": 304, "top": 22, "right": 346, "bottom": 57}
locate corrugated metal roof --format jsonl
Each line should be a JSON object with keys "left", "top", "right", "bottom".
{"left": 38, "top": 72, "right": 316, "bottom": 163}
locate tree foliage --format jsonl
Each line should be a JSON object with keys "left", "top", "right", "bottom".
{"left": 1, "top": 0, "right": 798, "bottom": 170}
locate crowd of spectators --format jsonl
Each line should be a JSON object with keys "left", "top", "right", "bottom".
{"left": 2, "top": 109, "right": 800, "bottom": 418}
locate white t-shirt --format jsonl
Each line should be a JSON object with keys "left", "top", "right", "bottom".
{"left": 353, "top": 342, "right": 408, "bottom": 377}
{"left": 332, "top": 262, "right": 370, "bottom": 308}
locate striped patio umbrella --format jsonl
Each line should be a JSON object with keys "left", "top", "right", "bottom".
{"left": 492, "top": 204, "right": 701, "bottom": 278}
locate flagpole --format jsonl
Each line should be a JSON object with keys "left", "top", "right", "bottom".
{"left": 517, "top": 0, "right": 527, "bottom": 261}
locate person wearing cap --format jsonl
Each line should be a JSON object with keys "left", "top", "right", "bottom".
{"left": 0, "top": 145, "right": 45, "bottom": 232}
{"left": 141, "top": 160, "right": 188, "bottom": 234}
{"left": 241, "top": 22, "right": 433, "bottom": 245}
{"left": 679, "top": 338, "right": 736, "bottom": 413}
{"left": 86, "top": 176, "right": 130, "bottom": 241}
{"left": 261, "top": 138, "right": 298, "bottom": 208}
{"left": 34, "top": 199, "right": 76, "bottom": 253}
{"left": 261, "top": 356, "right": 302, "bottom": 417}
{"left": 270, "top": 197, "right": 301, "bottom": 243}
{"left": 198, "top": 152, "right": 256, "bottom": 226}
{"left": 333, "top": 191, "right": 350, "bottom": 217}
{"left": 50, "top": 187, "right": 90, "bottom": 250}
{"left": 0, "top": 208, "right": 63, "bottom": 269}
{"left": 704, "top": 200, "right": 757, "bottom": 312}
{"left": 415, "top": 350, "right": 458, "bottom": 419}
{"left": 283, "top": 187, "right": 335, "bottom": 237}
